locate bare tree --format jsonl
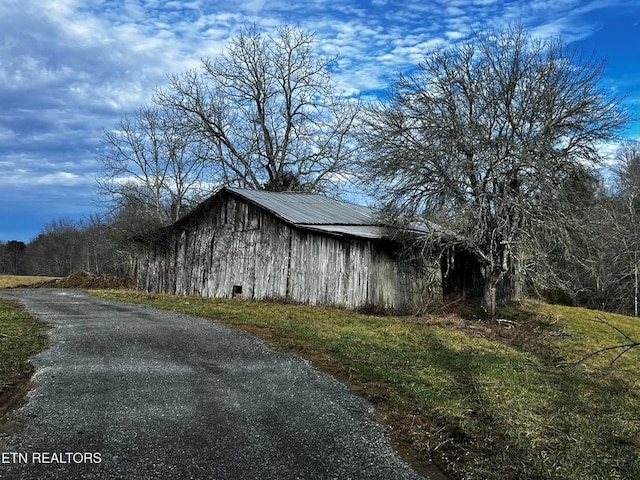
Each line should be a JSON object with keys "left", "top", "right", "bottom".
{"left": 362, "top": 26, "right": 628, "bottom": 317}
{"left": 98, "top": 104, "right": 208, "bottom": 224}
{"left": 614, "top": 139, "right": 640, "bottom": 193}
{"left": 609, "top": 139, "right": 640, "bottom": 315}
{"left": 26, "top": 219, "right": 84, "bottom": 277}
{"left": 521, "top": 169, "right": 603, "bottom": 304}
{"left": 156, "top": 24, "right": 360, "bottom": 193}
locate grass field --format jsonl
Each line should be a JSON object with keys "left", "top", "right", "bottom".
{"left": 0, "top": 275, "right": 59, "bottom": 288}
{"left": 91, "top": 290, "right": 640, "bottom": 480}
{"left": 0, "top": 276, "right": 51, "bottom": 433}
{"left": 2, "top": 275, "right": 638, "bottom": 479}
{"left": 0, "top": 299, "right": 48, "bottom": 422}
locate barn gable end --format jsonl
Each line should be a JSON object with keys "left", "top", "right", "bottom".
{"left": 133, "top": 187, "right": 442, "bottom": 312}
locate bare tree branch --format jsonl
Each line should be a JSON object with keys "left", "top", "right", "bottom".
{"left": 97, "top": 104, "right": 209, "bottom": 225}
{"left": 573, "top": 317, "right": 640, "bottom": 366}
{"left": 360, "top": 25, "right": 628, "bottom": 317}
{"left": 155, "top": 24, "right": 361, "bottom": 194}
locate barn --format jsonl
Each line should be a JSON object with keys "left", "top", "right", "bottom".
{"left": 132, "top": 186, "right": 444, "bottom": 312}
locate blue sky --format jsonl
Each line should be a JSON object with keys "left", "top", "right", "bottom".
{"left": 1, "top": 0, "right": 639, "bottom": 243}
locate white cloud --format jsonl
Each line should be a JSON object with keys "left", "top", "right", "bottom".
{"left": 35, "top": 172, "right": 87, "bottom": 186}
{"left": 0, "top": 167, "right": 91, "bottom": 187}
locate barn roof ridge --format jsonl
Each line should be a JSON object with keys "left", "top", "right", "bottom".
{"left": 223, "top": 186, "right": 381, "bottom": 227}
{"left": 220, "top": 187, "right": 449, "bottom": 240}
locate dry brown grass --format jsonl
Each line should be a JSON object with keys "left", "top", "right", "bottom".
{"left": 0, "top": 275, "right": 60, "bottom": 289}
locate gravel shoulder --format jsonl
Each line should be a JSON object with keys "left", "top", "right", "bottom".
{"left": 0, "top": 288, "right": 426, "bottom": 480}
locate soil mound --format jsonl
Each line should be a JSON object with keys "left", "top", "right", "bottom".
{"left": 23, "top": 271, "right": 133, "bottom": 290}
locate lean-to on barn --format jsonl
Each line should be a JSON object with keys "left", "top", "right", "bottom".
{"left": 133, "top": 187, "right": 442, "bottom": 311}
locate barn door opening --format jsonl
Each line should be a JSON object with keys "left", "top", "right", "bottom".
{"left": 232, "top": 285, "right": 243, "bottom": 298}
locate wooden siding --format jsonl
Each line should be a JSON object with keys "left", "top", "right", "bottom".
{"left": 134, "top": 192, "right": 440, "bottom": 311}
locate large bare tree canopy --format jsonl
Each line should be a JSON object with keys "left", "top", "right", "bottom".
{"left": 363, "top": 26, "right": 628, "bottom": 315}
{"left": 98, "top": 105, "right": 208, "bottom": 225}
{"left": 156, "top": 25, "right": 360, "bottom": 193}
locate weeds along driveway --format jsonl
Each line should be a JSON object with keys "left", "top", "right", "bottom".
{"left": 0, "top": 289, "right": 425, "bottom": 480}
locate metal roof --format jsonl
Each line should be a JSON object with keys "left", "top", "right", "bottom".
{"left": 213, "top": 187, "right": 443, "bottom": 241}
{"left": 225, "top": 187, "right": 379, "bottom": 226}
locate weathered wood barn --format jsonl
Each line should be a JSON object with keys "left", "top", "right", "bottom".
{"left": 133, "top": 187, "right": 444, "bottom": 311}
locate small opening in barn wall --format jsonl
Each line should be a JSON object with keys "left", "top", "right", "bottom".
{"left": 232, "top": 285, "right": 243, "bottom": 298}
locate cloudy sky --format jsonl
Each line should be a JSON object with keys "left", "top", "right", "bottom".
{"left": 1, "top": 0, "right": 639, "bottom": 242}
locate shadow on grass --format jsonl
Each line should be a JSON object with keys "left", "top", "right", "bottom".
{"left": 410, "top": 331, "right": 640, "bottom": 480}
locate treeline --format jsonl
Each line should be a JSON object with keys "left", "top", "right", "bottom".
{"left": 0, "top": 208, "right": 160, "bottom": 278}
{"left": 540, "top": 140, "right": 640, "bottom": 315}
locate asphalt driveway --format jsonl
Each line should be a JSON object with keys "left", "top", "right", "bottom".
{"left": 0, "top": 289, "right": 426, "bottom": 480}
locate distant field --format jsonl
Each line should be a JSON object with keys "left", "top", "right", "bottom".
{"left": 91, "top": 290, "right": 640, "bottom": 480}
{"left": 0, "top": 275, "right": 59, "bottom": 288}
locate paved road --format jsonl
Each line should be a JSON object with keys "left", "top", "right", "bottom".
{"left": 0, "top": 289, "right": 426, "bottom": 480}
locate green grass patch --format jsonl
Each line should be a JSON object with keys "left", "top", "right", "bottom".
{"left": 535, "top": 302, "right": 640, "bottom": 376}
{"left": 0, "top": 299, "right": 48, "bottom": 398}
{"left": 91, "top": 290, "right": 640, "bottom": 480}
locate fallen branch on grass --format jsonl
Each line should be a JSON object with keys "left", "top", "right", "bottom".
{"left": 574, "top": 317, "right": 640, "bottom": 366}
{"left": 494, "top": 318, "right": 520, "bottom": 328}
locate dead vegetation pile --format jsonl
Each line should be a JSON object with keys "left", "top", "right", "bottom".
{"left": 22, "top": 271, "right": 133, "bottom": 290}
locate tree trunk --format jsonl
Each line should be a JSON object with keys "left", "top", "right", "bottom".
{"left": 635, "top": 249, "right": 638, "bottom": 317}
{"left": 482, "top": 277, "right": 498, "bottom": 319}
{"left": 512, "top": 249, "right": 525, "bottom": 302}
